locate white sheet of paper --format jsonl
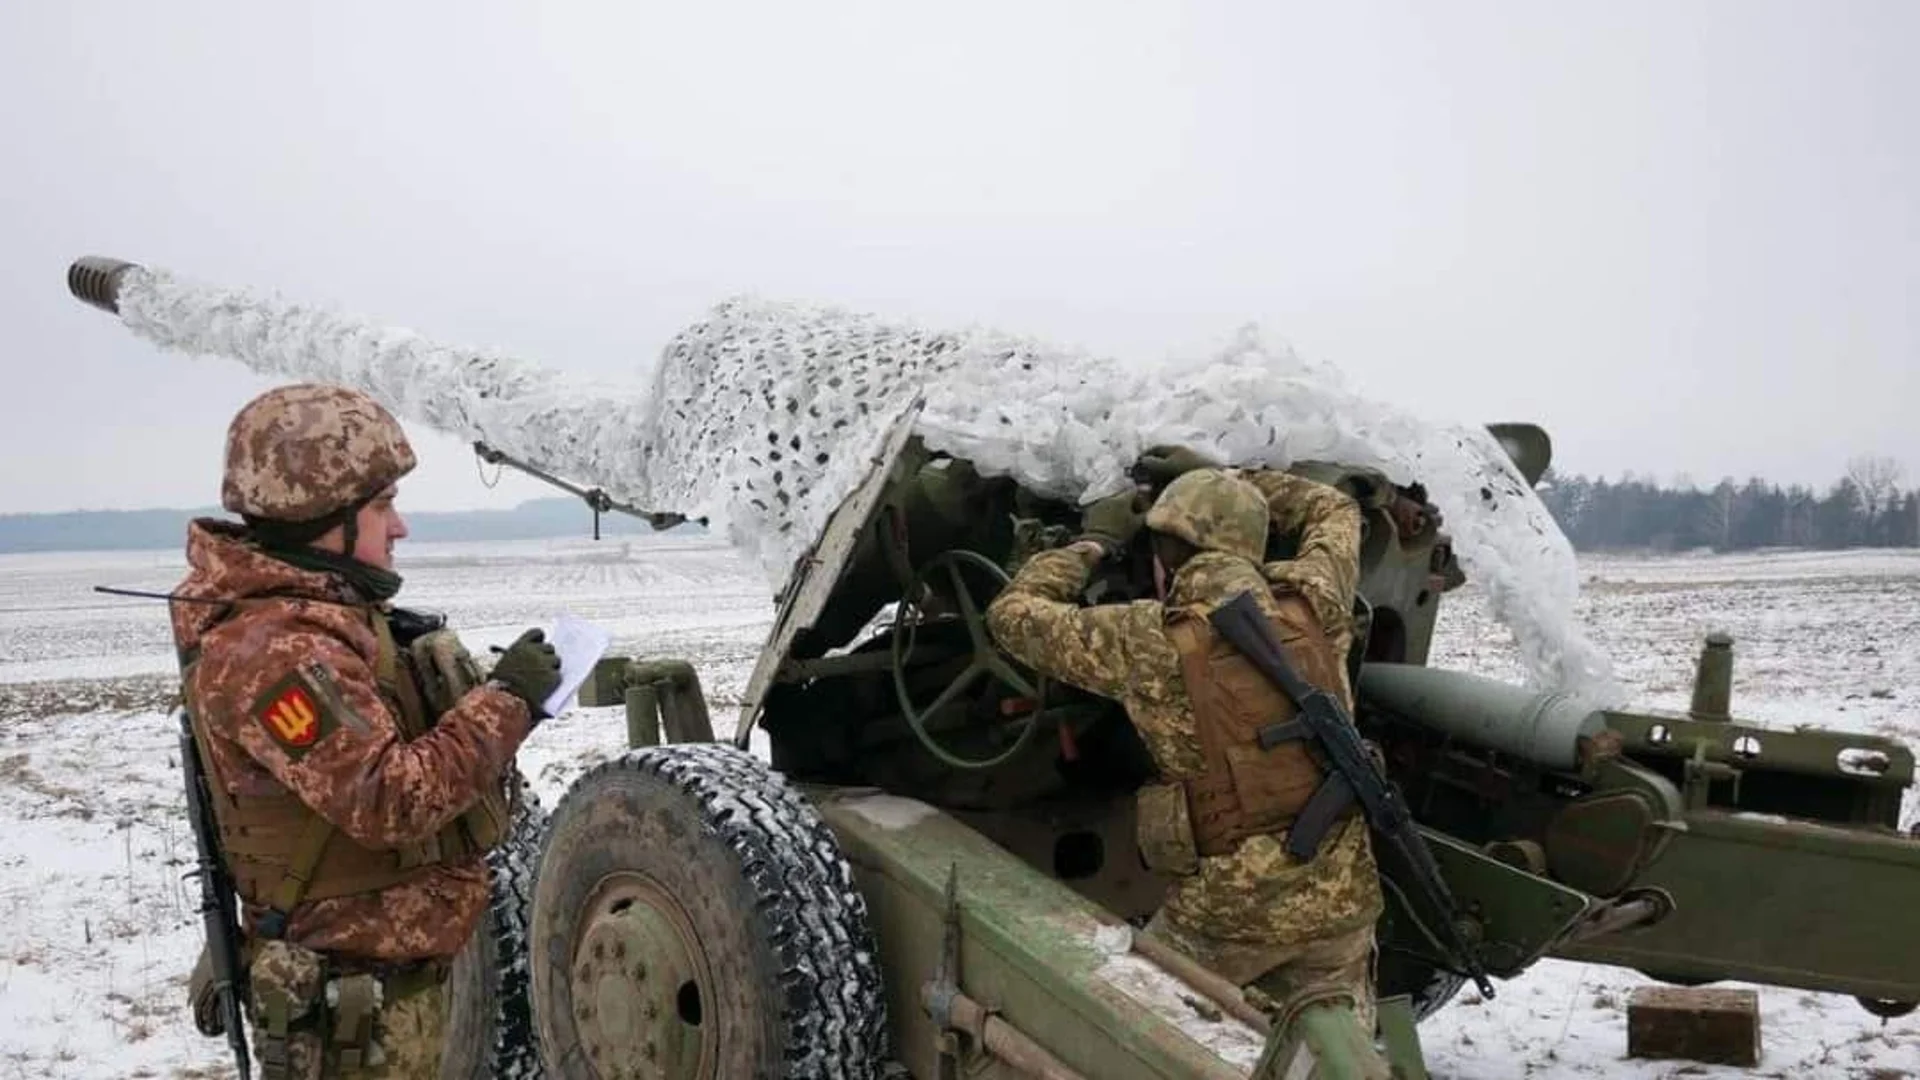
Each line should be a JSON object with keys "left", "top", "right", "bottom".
{"left": 542, "top": 612, "right": 613, "bottom": 717}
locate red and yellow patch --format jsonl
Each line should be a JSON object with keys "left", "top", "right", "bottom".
{"left": 251, "top": 673, "right": 339, "bottom": 760}
{"left": 260, "top": 685, "right": 321, "bottom": 746}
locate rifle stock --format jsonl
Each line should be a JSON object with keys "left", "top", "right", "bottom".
{"left": 1209, "top": 591, "right": 1496, "bottom": 1000}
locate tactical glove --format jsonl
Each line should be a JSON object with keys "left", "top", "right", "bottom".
{"left": 491, "top": 628, "right": 562, "bottom": 721}
{"left": 1076, "top": 491, "right": 1145, "bottom": 557}
{"left": 1133, "top": 445, "right": 1221, "bottom": 488}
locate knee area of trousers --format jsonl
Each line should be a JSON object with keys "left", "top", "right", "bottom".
{"left": 1277, "top": 1000, "right": 1390, "bottom": 1080}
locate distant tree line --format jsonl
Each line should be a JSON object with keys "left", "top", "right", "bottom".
{"left": 1536, "top": 455, "right": 1919, "bottom": 552}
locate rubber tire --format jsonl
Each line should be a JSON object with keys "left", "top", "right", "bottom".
{"left": 531, "top": 743, "right": 888, "bottom": 1079}
{"left": 442, "top": 778, "right": 547, "bottom": 1079}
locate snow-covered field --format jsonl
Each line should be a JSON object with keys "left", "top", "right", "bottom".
{"left": 0, "top": 537, "right": 1914, "bottom": 1078}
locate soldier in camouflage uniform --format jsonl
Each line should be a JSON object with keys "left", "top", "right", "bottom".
{"left": 986, "top": 448, "right": 1391, "bottom": 1079}
{"left": 172, "top": 384, "right": 562, "bottom": 1078}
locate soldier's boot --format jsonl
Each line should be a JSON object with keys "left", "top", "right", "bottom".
{"left": 1253, "top": 1000, "right": 1392, "bottom": 1080}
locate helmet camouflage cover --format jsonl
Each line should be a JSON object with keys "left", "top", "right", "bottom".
{"left": 222, "top": 384, "right": 417, "bottom": 523}
{"left": 1144, "top": 468, "right": 1270, "bottom": 563}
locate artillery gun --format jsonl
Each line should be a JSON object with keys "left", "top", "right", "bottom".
{"left": 68, "top": 256, "right": 1920, "bottom": 1078}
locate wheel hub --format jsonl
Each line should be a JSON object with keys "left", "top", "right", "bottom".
{"left": 573, "top": 879, "right": 712, "bottom": 1078}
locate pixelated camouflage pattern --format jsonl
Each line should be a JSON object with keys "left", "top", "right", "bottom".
{"left": 250, "top": 980, "right": 447, "bottom": 1079}
{"left": 1144, "top": 469, "right": 1271, "bottom": 563}
{"left": 986, "top": 471, "right": 1382, "bottom": 947}
{"left": 173, "top": 519, "right": 530, "bottom": 961}
{"left": 250, "top": 939, "right": 327, "bottom": 1028}
{"left": 223, "top": 383, "right": 417, "bottom": 522}
{"left": 1244, "top": 470, "right": 1365, "bottom": 659}
{"left": 364, "top": 983, "right": 449, "bottom": 1078}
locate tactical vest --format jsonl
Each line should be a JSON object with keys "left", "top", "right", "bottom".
{"left": 184, "top": 606, "right": 510, "bottom": 929}
{"left": 1163, "top": 588, "right": 1354, "bottom": 858}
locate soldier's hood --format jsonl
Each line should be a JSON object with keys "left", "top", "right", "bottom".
{"left": 170, "top": 518, "right": 358, "bottom": 655}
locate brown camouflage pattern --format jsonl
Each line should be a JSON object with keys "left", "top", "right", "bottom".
{"left": 249, "top": 981, "right": 447, "bottom": 1079}
{"left": 363, "top": 984, "right": 449, "bottom": 1078}
{"left": 173, "top": 519, "right": 530, "bottom": 960}
{"left": 250, "top": 939, "right": 327, "bottom": 1029}
{"left": 986, "top": 468, "right": 1382, "bottom": 947}
{"left": 1143, "top": 469, "right": 1271, "bottom": 563}
{"left": 223, "top": 384, "right": 417, "bottom": 522}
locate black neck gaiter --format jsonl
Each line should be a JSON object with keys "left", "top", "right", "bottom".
{"left": 262, "top": 545, "right": 404, "bottom": 604}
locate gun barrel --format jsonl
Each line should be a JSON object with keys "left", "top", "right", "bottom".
{"left": 68, "top": 257, "right": 140, "bottom": 315}
{"left": 1358, "top": 663, "right": 1606, "bottom": 770}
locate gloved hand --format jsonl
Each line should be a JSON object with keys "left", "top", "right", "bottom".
{"left": 1133, "top": 445, "right": 1221, "bottom": 488}
{"left": 1076, "top": 491, "right": 1145, "bottom": 557}
{"left": 491, "top": 628, "right": 562, "bottom": 720}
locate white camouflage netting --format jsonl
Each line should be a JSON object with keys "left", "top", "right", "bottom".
{"left": 117, "top": 266, "right": 1623, "bottom": 702}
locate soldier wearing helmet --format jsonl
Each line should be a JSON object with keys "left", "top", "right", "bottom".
{"left": 171, "top": 383, "right": 562, "bottom": 1078}
{"left": 987, "top": 448, "right": 1390, "bottom": 1079}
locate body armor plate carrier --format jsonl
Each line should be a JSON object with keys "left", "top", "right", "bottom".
{"left": 1163, "top": 587, "right": 1355, "bottom": 859}
{"left": 184, "top": 606, "right": 509, "bottom": 930}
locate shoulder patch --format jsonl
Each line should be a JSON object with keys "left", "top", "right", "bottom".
{"left": 252, "top": 671, "right": 338, "bottom": 760}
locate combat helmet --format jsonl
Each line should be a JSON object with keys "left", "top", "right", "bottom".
{"left": 1144, "top": 468, "right": 1269, "bottom": 563}
{"left": 222, "top": 383, "right": 416, "bottom": 529}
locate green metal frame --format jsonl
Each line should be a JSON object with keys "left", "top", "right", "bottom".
{"left": 814, "top": 789, "right": 1267, "bottom": 1080}
{"left": 1552, "top": 810, "right": 1920, "bottom": 1000}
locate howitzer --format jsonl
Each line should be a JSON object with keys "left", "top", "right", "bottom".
{"left": 69, "top": 254, "right": 1920, "bottom": 1077}
{"left": 1210, "top": 589, "right": 1497, "bottom": 1000}
{"left": 179, "top": 709, "right": 251, "bottom": 1080}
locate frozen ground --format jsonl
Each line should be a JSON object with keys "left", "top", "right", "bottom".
{"left": 0, "top": 537, "right": 1914, "bottom": 1078}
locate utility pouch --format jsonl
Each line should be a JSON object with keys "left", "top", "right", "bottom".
{"left": 1135, "top": 781, "right": 1200, "bottom": 876}
{"left": 327, "top": 973, "right": 386, "bottom": 1071}
{"left": 250, "top": 940, "right": 328, "bottom": 1079}
{"left": 409, "top": 629, "right": 484, "bottom": 720}
{"left": 1222, "top": 740, "right": 1322, "bottom": 825}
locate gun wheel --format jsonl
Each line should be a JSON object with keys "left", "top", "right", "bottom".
{"left": 443, "top": 774, "right": 545, "bottom": 1079}
{"left": 530, "top": 743, "right": 888, "bottom": 1079}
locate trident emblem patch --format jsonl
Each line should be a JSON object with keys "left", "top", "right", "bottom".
{"left": 252, "top": 674, "right": 337, "bottom": 760}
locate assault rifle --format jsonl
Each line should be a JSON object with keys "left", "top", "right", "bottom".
{"left": 179, "top": 709, "right": 252, "bottom": 1080}
{"left": 1208, "top": 590, "right": 1496, "bottom": 1000}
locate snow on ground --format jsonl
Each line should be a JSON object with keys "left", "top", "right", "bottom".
{"left": 0, "top": 537, "right": 1915, "bottom": 1078}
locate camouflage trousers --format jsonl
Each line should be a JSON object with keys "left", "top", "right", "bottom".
{"left": 250, "top": 983, "right": 447, "bottom": 1078}
{"left": 1144, "top": 913, "right": 1389, "bottom": 1080}
{"left": 248, "top": 941, "right": 449, "bottom": 1079}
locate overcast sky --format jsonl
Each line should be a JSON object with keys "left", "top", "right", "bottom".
{"left": 3, "top": 2, "right": 1914, "bottom": 514}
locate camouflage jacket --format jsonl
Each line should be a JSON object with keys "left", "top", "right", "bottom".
{"left": 171, "top": 520, "right": 531, "bottom": 961}
{"left": 986, "top": 471, "right": 1383, "bottom": 946}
